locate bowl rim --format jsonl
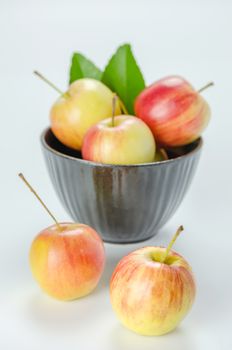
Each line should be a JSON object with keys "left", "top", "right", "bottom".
{"left": 41, "top": 127, "right": 203, "bottom": 168}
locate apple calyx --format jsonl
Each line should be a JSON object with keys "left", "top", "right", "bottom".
{"left": 33, "top": 70, "right": 70, "bottom": 98}
{"left": 161, "top": 225, "right": 184, "bottom": 263}
{"left": 18, "top": 173, "right": 61, "bottom": 229}
{"left": 198, "top": 81, "right": 214, "bottom": 94}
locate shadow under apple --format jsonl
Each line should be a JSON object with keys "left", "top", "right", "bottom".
{"left": 106, "top": 323, "right": 196, "bottom": 350}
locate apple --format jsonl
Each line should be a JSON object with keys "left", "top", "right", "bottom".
{"left": 18, "top": 173, "right": 105, "bottom": 301}
{"left": 34, "top": 71, "right": 121, "bottom": 150}
{"left": 135, "top": 75, "right": 212, "bottom": 147}
{"left": 30, "top": 222, "right": 105, "bottom": 301}
{"left": 110, "top": 226, "right": 196, "bottom": 336}
{"left": 82, "top": 115, "right": 156, "bottom": 165}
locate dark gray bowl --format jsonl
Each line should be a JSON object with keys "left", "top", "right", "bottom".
{"left": 41, "top": 128, "right": 202, "bottom": 243}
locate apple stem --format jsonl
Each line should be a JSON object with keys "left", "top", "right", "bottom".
{"left": 18, "top": 173, "right": 60, "bottom": 228}
{"left": 34, "top": 70, "right": 68, "bottom": 97}
{"left": 112, "top": 94, "right": 118, "bottom": 127}
{"left": 161, "top": 225, "right": 184, "bottom": 263}
{"left": 198, "top": 81, "right": 214, "bottom": 93}
{"left": 160, "top": 148, "right": 169, "bottom": 160}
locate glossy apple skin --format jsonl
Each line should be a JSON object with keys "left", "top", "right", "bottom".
{"left": 50, "top": 78, "right": 121, "bottom": 151}
{"left": 110, "top": 246, "right": 196, "bottom": 336}
{"left": 135, "top": 76, "right": 211, "bottom": 147}
{"left": 30, "top": 222, "right": 105, "bottom": 301}
{"left": 82, "top": 115, "right": 156, "bottom": 165}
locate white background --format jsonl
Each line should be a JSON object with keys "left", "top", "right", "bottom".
{"left": 1, "top": 0, "right": 232, "bottom": 349}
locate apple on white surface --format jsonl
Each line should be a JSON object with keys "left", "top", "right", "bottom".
{"left": 110, "top": 226, "right": 196, "bottom": 336}
{"left": 19, "top": 173, "right": 105, "bottom": 301}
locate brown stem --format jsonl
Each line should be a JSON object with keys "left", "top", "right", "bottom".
{"left": 33, "top": 70, "right": 67, "bottom": 96}
{"left": 160, "top": 148, "right": 169, "bottom": 160}
{"left": 112, "top": 94, "right": 118, "bottom": 127}
{"left": 198, "top": 81, "right": 214, "bottom": 93}
{"left": 18, "top": 173, "right": 60, "bottom": 228}
{"left": 161, "top": 225, "right": 184, "bottom": 263}
{"left": 119, "top": 99, "right": 128, "bottom": 114}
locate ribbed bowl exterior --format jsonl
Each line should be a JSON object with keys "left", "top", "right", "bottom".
{"left": 41, "top": 129, "right": 202, "bottom": 243}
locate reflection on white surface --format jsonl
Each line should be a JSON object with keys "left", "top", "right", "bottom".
{"left": 107, "top": 324, "right": 196, "bottom": 350}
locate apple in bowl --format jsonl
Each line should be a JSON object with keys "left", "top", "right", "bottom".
{"left": 34, "top": 72, "right": 121, "bottom": 151}
{"left": 135, "top": 75, "right": 212, "bottom": 147}
{"left": 82, "top": 114, "right": 156, "bottom": 165}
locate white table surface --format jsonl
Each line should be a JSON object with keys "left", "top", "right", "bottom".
{"left": 1, "top": 0, "right": 232, "bottom": 349}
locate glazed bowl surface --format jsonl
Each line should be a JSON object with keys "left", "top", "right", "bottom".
{"left": 41, "top": 128, "right": 202, "bottom": 243}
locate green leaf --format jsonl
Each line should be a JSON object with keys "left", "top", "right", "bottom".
{"left": 102, "top": 44, "right": 145, "bottom": 114}
{"left": 69, "top": 53, "right": 102, "bottom": 84}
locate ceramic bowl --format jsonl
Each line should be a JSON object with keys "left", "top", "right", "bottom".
{"left": 41, "top": 128, "right": 202, "bottom": 243}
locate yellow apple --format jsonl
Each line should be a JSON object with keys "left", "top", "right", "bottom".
{"left": 50, "top": 78, "right": 121, "bottom": 150}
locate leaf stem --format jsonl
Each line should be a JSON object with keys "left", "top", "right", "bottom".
{"left": 161, "top": 225, "right": 184, "bottom": 263}
{"left": 18, "top": 173, "right": 60, "bottom": 228}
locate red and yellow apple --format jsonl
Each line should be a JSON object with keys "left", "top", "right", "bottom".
{"left": 82, "top": 115, "right": 156, "bottom": 165}
{"left": 135, "top": 75, "right": 211, "bottom": 147}
{"left": 50, "top": 78, "right": 121, "bottom": 150}
{"left": 110, "top": 227, "right": 196, "bottom": 336}
{"left": 30, "top": 222, "right": 105, "bottom": 301}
